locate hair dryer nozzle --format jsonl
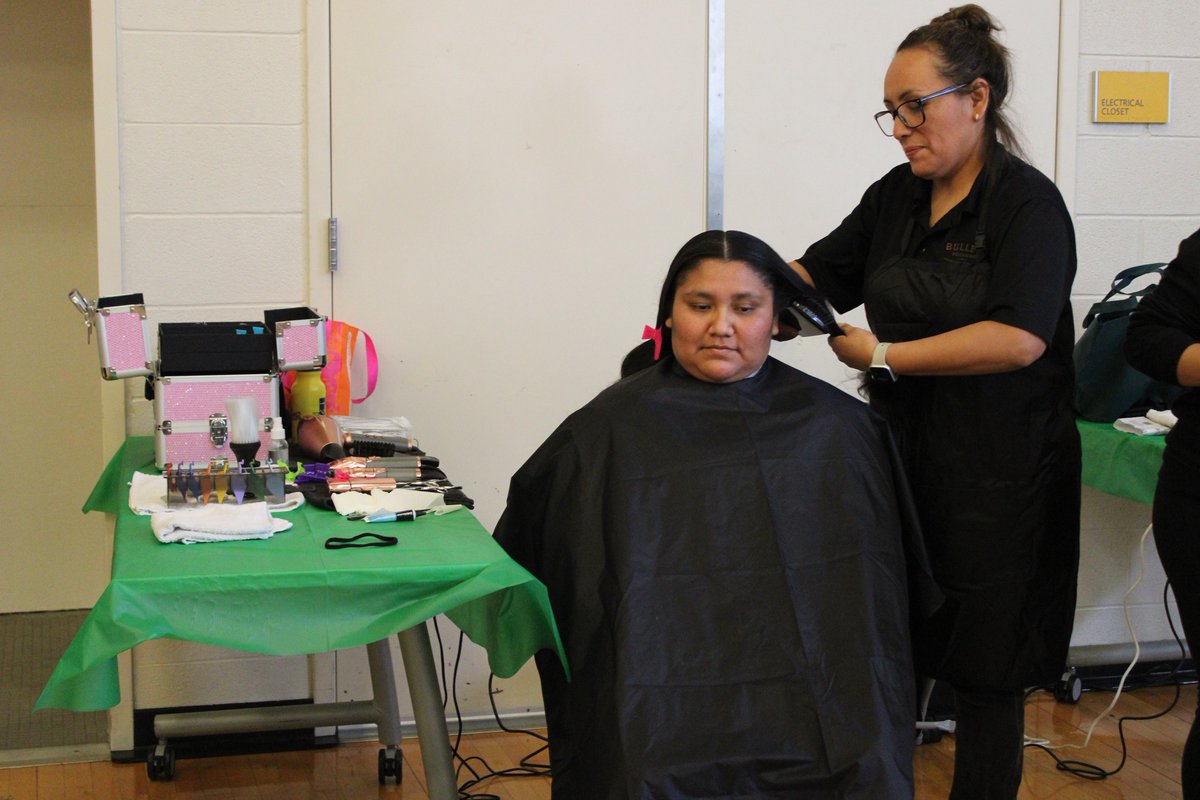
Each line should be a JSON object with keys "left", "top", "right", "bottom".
{"left": 297, "top": 415, "right": 347, "bottom": 461}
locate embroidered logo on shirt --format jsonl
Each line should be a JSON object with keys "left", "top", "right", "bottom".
{"left": 944, "top": 240, "right": 980, "bottom": 261}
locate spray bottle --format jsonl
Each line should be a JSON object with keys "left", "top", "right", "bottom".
{"left": 268, "top": 416, "right": 290, "bottom": 467}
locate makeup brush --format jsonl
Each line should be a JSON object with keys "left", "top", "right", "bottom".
{"left": 225, "top": 396, "right": 262, "bottom": 467}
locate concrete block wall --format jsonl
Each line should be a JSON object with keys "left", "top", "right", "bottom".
{"left": 108, "top": 0, "right": 314, "bottom": 710}
{"left": 114, "top": 0, "right": 307, "bottom": 327}
{"left": 1068, "top": 0, "right": 1199, "bottom": 653}
{"left": 114, "top": 1, "right": 309, "bottom": 437}
{"left": 1073, "top": 0, "right": 1200, "bottom": 289}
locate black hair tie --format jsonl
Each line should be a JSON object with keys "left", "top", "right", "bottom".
{"left": 324, "top": 532, "right": 399, "bottom": 549}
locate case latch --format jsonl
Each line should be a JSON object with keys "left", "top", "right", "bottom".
{"left": 209, "top": 414, "right": 229, "bottom": 446}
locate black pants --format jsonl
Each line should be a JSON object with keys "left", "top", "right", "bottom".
{"left": 1153, "top": 442, "right": 1200, "bottom": 800}
{"left": 948, "top": 688, "right": 1025, "bottom": 800}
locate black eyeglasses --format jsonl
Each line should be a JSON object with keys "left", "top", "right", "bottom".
{"left": 874, "top": 82, "right": 971, "bottom": 136}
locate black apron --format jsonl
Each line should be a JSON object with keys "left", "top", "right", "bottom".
{"left": 863, "top": 188, "right": 1080, "bottom": 691}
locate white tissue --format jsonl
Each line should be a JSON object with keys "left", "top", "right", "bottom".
{"left": 1146, "top": 408, "right": 1178, "bottom": 429}
{"left": 1113, "top": 416, "right": 1169, "bottom": 436}
{"left": 331, "top": 488, "right": 447, "bottom": 517}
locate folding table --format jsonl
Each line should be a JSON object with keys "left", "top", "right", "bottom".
{"left": 1076, "top": 418, "right": 1166, "bottom": 504}
{"left": 37, "top": 437, "right": 564, "bottom": 796}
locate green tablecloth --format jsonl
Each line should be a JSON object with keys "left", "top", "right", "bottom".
{"left": 38, "top": 437, "right": 564, "bottom": 712}
{"left": 1077, "top": 419, "right": 1167, "bottom": 505}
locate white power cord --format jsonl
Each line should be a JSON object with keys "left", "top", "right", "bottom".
{"left": 1024, "top": 522, "right": 1156, "bottom": 750}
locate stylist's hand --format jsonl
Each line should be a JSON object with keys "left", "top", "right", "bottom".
{"left": 829, "top": 323, "right": 879, "bottom": 371}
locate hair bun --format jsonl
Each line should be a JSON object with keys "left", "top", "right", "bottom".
{"left": 932, "top": 3, "right": 999, "bottom": 35}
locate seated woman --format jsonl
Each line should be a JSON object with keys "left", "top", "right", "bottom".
{"left": 494, "top": 230, "right": 938, "bottom": 799}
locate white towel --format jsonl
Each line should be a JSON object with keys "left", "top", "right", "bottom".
{"left": 128, "top": 470, "right": 304, "bottom": 544}
{"left": 150, "top": 502, "right": 293, "bottom": 545}
{"left": 1113, "top": 416, "right": 1170, "bottom": 436}
{"left": 129, "top": 471, "right": 169, "bottom": 514}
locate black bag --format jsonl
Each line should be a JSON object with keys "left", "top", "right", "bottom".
{"left": 1073, "top": 262, "right": 1185, "bottom": 422}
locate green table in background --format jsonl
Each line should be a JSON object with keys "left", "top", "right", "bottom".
{"left": 38, "top": 437, "right": 564, "bottom": 795}
{"left": 1077, "top": 419, "right": 1167, "bottom": 505}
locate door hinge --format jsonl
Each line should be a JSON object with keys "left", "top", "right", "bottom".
{"left": 328, "top": 217, "right": 339, "bottom": 273}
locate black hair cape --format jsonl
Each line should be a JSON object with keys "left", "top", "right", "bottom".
{"left": 494, "top": 356, "right": 940, "bottom": 799}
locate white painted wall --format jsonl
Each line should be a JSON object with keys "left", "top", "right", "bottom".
{"left": 80, "top": 0, "right": 1196, "bottom": 745}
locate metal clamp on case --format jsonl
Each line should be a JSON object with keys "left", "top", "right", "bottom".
{"left": 208, "top": 414, "right": 229, "bottom": 447}
{"left": 68, "top": 290, "right": 154, "bottom": 380}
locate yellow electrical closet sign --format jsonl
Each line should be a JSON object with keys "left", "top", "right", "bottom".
{"left": 1093, "top": 71, "right": 1171, "bottom": 123}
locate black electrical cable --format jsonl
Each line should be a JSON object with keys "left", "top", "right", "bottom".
{"left": 1025, "top": 580, "right": 1189, "bottom": 780}
{"left": 433, "top": 617, "right": 450, "bottom": 711}
{"left": 484, "top": 671, "right": 551, "bottom": 773}
{"left": 429, "top": 617, "right": 552, "bottom": 799}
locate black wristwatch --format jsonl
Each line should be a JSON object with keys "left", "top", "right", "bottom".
{"left": 868, "top": 342, "right": 896, "bottom": 383}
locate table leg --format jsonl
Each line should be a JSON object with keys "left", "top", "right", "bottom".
{"left": 365, "top": 639, "right": 403, "bottom": 745}
{"left": 366, "top": 638, "right": 404, "bottom": 783}
{"left": 396, "top": 622, "right": 457, "bottom": 800}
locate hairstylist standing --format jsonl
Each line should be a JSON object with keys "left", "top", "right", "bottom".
{"left": 1125, "top": 227, "right": 1200, "bottom": 800}
{"left": 788, "top": 5, "right": 1080, "bottom": 798}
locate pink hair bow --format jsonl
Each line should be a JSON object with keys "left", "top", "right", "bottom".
{"left": 642, "top": 325, "right": 663, "bottom": 361}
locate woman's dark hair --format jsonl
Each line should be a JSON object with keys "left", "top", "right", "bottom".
{"left": 619, "top": 230, "right": 792, "bottom": 378}
{"left": 898, "top": 4, "right": 1025, "bottom": 160}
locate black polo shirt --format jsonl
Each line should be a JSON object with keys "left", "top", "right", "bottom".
{"left": 1126, "top": 227, "right": 1200, "bottom": 442}
{"left": 799, "top": 149, "right": 1077, "bottom": 368}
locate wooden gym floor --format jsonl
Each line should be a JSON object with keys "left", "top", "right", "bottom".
{"left": 0, "top": 683, "right": 1192, "bottom": 799}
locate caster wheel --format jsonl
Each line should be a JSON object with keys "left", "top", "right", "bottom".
{"left": 1054, "top": 671, "right": 1083, "bottom": 704}
{"left": 378, "top": 747, "right": 401, "bottom": 785}
{"left": 146, "top": 746, "right": 176, "bottom": 781}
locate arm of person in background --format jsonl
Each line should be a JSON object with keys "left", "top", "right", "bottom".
{"left": 1126, "top": 228, "right": 1200, "bottom": 388}
{"left": 1175, "top": 345, "right": 1200, "bottom": 387}
{"left": 789, "top": 260, "right": 816, "bottom": 288}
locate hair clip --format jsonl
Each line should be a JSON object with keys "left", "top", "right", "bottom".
{"left": 295, "top": 462, "right": 332, "bottom": 483}
{"left": 642, "top": 325, "right": 663, "bottom": 360}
